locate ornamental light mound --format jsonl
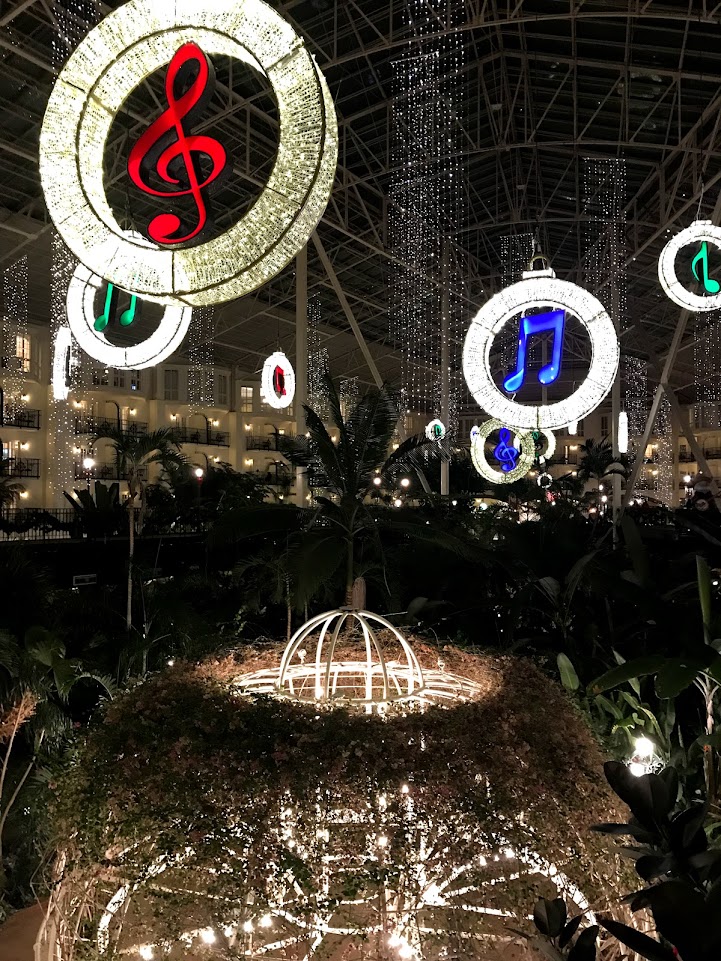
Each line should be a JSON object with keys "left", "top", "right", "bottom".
{"left": 658, "top": 220, "right": 721, "bottom": 312}
{"left": 463, "top": 266, "right": 619, "bottom": 430}
{"left": 39, "top": 0, "right": 338, "bottom": 308}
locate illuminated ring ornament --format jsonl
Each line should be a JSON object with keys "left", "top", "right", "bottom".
{"left": 67, "top": 249, "right": 192, "bottom": 370}
{"left": 52, "top": 326, "right": 76, "bottom": 401}
{"left": 513, "top": 428, "right": 556, "bottom": 463}
{"left": 658, "top": 220, "right": 721, "bottom": 312}
{"left": 261, "top": 351, "right": 295, "bottom": 410}
{"left": 470, "top": 418, "right": 536, "bottom": 485}
{"left": 425, "top": 419, "right": 447, "bottom": 442}
{"left": 38, "top": 0, "right": 338, "bottom": 308}
{"left": 537, "top": 472, "right": 553, "bottom": 490}
{"left": 463, "top": 267, "right": 619, "bottom": 430}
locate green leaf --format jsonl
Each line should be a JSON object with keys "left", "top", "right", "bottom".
{"left": 598, "top": 918, "right": 675, "bottom": 961}
{"left": 557, "top": 653, "right": 580, "bottom": 692}
{"left": 588, "top": 656, "right": 666, "bottom": 695}
{"left": 594, "top": 694, "right": 623, "bottom": 720}
{"left": 698, "top": 555, "right": 713, "bottom": 645}
{"left": 24, "top": 627, "right": 64, "bottom": 667}
{"left": 567, "top": 925, "right": 598, "bottom": 961}
{"left": 655, "top": 660, "right": 702, "bottom": 699}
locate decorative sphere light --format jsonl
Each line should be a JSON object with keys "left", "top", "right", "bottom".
{"left": 82, "top": 457, "right": 95, "bottom": 470}
{"left": 658, "top": 220, "right": 721, "bottom": 312}
{"left": 463, "top": 264, "right": 619, "bottom": 429}
{"left": 243, "top": 921, "right": 254, "bottom": 933}
{"left": 261, "top": 352, "right": 296, "bottom": 410}
{"left": 400, "top": 478, "right": 410, "bottom": 489}
{"left": 634, "top": 736, "right": 654, "bottom": 758}
{"left": 629, "top": 762, "right": 646, "bottom": 778}
{"left": 259, "top": 914, "right": 273, "bottom": 929}
{"left": 684, "top": 474, "right": 692, "bottom": 485}
{"left": 425, "top": 418, "right": 446, "bottom": 442}
{"left": 394, "top": 498, "right": 403, "bottom": 508}
{"left": 373, "top": 476, "right": 382, "bottom": 487}
{"left": 194, "top": 467, "right": 204, "bottom": 479}
{"left": 139, "top": 947, "right": 154, "bottom": 960}
{"left": 200, "top": 928, "right": 216, "bottom": 944}
{"left": 601, "top": 495, "right": 608, "bottom": 503}
{"left": 39, "top": 0, "right": 338, "bottom": 308}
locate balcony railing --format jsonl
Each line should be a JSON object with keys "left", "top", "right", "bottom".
{"left": 679, "top": 449, "right": 721, "bottom": 463}
{"left": 75, "top": 417, "right": 148, "bottom": 436}
{"left": 1, "top": 355, "right": 40, "bottom": 381}
{"left": 2, "top": 457, "right": 40, "bottom": 478}
{"left": 246, "top": 432, "right": 296, "bottom": 451}
{"left": 73, "top": 461, "right": 148, "bottom": 482}
{"left": 1, "top": 408, "right": 41, "bottom": 429}
{"left": 173, "top": 426, "right": 230, "bottom": 447}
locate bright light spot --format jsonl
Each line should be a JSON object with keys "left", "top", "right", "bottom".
{"left": 394, "top": 498, "right": 403, "bottom": 508}
{"left": 243, "top": 921, "right": 253, "bottom": 933}
{"left": 377, "top": 835, "right": 388, "bottom": 848}
{"left": 399, "top": 944, "right": 413, "bottom": 959}
{"left": 373, "top": 476, "right": 382, "bottom": 486}
{"left": 139, "top": 947, "right": 153, "bottom": 960}
{"left": 629, "top": 762, "right": 646, "bottom": 778}
{"left": 388, "top": 933, "right": 403, "bottom": 948}
{"left": 259, "top": 914, "right": 273, "bottom": 929}
{"left": 82, "top": 457, "right": 95, "bottom": 470}
{"left": 223, "top": 925, "right": 234, "bottom": 938}
{"left": 451, "top": 500, "right": 458, "bottom": 506}
{"left": 480, "top": 502, "right": 488, "bottom": 510}
{"left": 634, "top": 736, "right": 654, "bottom": 758}
{"left": 167, "top": 659, "right": 175, "bottom": 667}
{"left": 401, "top": 784, "right": 410, "bottom": 794}
{"left": 19, "top": 491, "right": 29, "bottom": 500}
{"left": 598, "top": 484, "right": 604, "bottom": 491}
{"left": 684, "top": 474, "right": 692, "bottom": 484}
{"left": 400, "top": 478, "right": 410, "bottom": 488}
{"left": 200, "top": 928, "right": 216, "bottom": 944}
{"left": 601, "top": 495, "right": 608, "bottom": 503}
{"left": 504, "top": 847, "right": 515, "bottom": 859}
{"left": 194, "top": 467, "right": 204, "bottom": 479}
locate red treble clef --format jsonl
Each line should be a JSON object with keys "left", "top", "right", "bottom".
{"left": 127, "top": 42, "right": 229, "bottom": 246}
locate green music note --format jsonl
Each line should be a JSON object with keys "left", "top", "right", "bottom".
{"left": 94, "top": 283, "right": 115, "bottom": 331}
{"left": 119, "top": 294, "right": 138, "bottom": 327}
{"left": 692, "top": 242, "right": 720, "bottom": 294}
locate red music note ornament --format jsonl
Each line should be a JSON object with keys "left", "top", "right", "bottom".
{"left": 128, "top": 42, "right": 229, "bottom": 246}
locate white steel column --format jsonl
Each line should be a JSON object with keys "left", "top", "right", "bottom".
{"left": 295, "top": 244, "right": 308, "bottom": 507}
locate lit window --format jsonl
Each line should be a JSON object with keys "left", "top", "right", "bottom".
{"left": 240, "top": 386, "right": 253, "bottom": 413}
{"left": 15, "top": 335, "right": 30, "bottom": 372}
{"left": 217, "top": 374, "right": 229, "bottom": 407}
{"left": 164, "top": 368, "right": 179, "bottom": 402}
{"left": 600, "top": 415, "right": 609, "bottom": 437}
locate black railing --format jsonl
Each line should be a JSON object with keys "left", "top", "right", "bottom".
{"left": 173, "top": 427, "right": 230, "bottom": 447}
{"left": 2, "top": 457, "right": 40, "bottom": 478}
{"left": 246, "top": 432, "right": 296, "bottom": 451}
{"left": 75, "top": 417, "right": 148, "bottom": 436}
{"left": 0, "top": 508, "right": 78, "bottom": 542}
{"left": 1, "top": 408, "right": 41, "bottom": 429}
{"left": 679, "top": 449, "right": 721, "bottom": 463}
{"left": 73, "top": 462, "right": 148, "bottom": 482}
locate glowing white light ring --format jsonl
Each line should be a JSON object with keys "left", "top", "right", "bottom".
{"left": 39, "top": 0, "right": 338, "bottom": 308}
{"left": 425, "top": 419, "right": 446, "bottom": 442}
{"left": 261, "top": 351, "right": 296, "bottom": 410}
{"left": 658, "top": 220, "right": 721, "bottom": 311}
{"left": 537, "top": 472, "right": 553, "bottom": 489}
{"left": 52, "top": 326, "right": 76, "bottom": 401}
{"left": 463, "top": 272, "right": 619, "bottom": 430}
{"left": 67, "top": 261, "right": 192, "bottom": 370}
{"left": 470, "top": 419, "right": 536, "bottom": 485}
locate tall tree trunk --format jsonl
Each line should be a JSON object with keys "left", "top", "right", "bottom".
{"left": 126, "top": 502, "right": 135, "bottom": 633}
{"left": 345, "top": 535, "right": 354, "bottom": 607}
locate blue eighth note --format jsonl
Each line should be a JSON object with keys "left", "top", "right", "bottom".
{"left": 503, "top": 309, "right": 566, "bottom": 393}
{"left": 493, "top": 428, "right": 519, "bottom": 473}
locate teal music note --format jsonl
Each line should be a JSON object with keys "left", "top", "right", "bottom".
{"left": 120, "top": 294, "right": 138, "bottom": 327}
{"left": 692, "top": 242, "right": 720, "bottom": 295}
{"left": 94, "top": 283, "right": 138, "bottom": 332}
{"left": 94, "top": 283, "right": 115, "bottom": 332}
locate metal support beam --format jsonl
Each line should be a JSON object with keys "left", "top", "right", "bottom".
{"left": 295, "top": 244, "right": 308, "bottom": 507}
{"left": 312, "top": 231, "right": 433, "bottom": 497}
{"left": 625, "top": 189, "right": 721, "bottom": 504}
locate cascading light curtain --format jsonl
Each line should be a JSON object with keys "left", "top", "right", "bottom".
{"left": 497, "top": 234, "right": 535, "bottom": 376}
{"left": 1, "top": 257, "right": 29, "bottom": 419}
{"left": 187, "top": 308, "right": 215, "bottom": 412}
{"left": 654, "top": 395, "right": 675, "bottom": 506}
{"left": 389, "top": 0, "right": 464, "bottom": 427}
{"left": 307, "top": 293, "right": 329, "bottom": 421}
{"left": 694, "top": 312, "right": 721, "bottom": 431}
{"left": 49, "top": 235, "right": 78, "bottom": 502}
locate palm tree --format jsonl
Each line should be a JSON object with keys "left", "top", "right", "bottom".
{"left": 276, "top": 374, "right": 430, "bottom": 604}
{"left": 576, "top": 437, "right": 628, "bottom": 487}
{"left": 92, "top": 426, "right": 186, "bottom": 631}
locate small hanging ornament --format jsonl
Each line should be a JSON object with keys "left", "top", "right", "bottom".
{"left": 261, "top": 351, "right": 296, "bottom": 410}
